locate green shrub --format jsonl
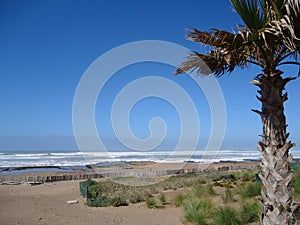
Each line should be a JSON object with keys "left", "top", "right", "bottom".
{"left": 295, "top": 208, "right": 300, "bottom": 221}
{"left": 188, "top": 183, "right": 215, "bottom": 200}
{"left": 212, "top": 207, "right": 241, "bottom": 225}
{"left": 210, "top": 173, "right": 235, "bottom": 182}
{"left": 88, "top": 184, "right": 101, "bottom": 197}
{"left": 240, "top": 199, "right": 261, "bottom": 223}
{"left": 184, "top": 198, "right": 212, "bottom": 225}
{"left": 82, "top": 173, "right": 210, "bottom": 208}
{"left": 189, "top": 184, "right": 203, "bottom": 199}
{"left": 174, "top": 193, "right": 185, "bottom": 207}
{"left": 86, "top": 196, "right": 110, "bottom": 207}
{"left": 146, "top": 197, "right": 158, "bottom": 209}
{"left": 128, "top": 193, "right": 145, "bottom": 204}
{"left": 292, "top": 170, "right": 300, "bottom": 200}
{"left": 159, "top": 193, "right": 167, "bottom": 205}
{"left": 291, "top": 162, "right": 300, "bottom": 171}
{"left": 88, "top": 187, "right": 98, "bottom": 198}
{"left": 205, "top": 183, "right": 216, "bottom": 196}
{"left": 86, "top": 195, "right": 128, "bottom": 207}
{"left": 239, "top": 182, "right": 262, "bottom": 199}
{"left": 241, "top": 172, "right": 252, "bottom": 181}
{"left": 110, "top": 196, "right": 128, "bottom": 207}
{"left": 223, "top": 188, "right": 235, "bottom": 203}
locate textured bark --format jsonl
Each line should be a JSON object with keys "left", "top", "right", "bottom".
{"left": 252, "top": 71, "right": 299, "bottom": 225}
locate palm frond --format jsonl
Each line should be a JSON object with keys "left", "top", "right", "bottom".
{"left": 264, "top": 16, "right": 297, "bottom": 51}
{"left": 175, "top": 46, "right": 252, "bottom": 76}
{"left": 176, "top": 0, "right": 300, "bottom": 77}
{"left": 174, "top": 52, "right": 213, "bottom": 75}
{"left": 186, "top": 28, "right": 245, "bottom": 49}
{"left": 231, "top": 0, "right": 267, "bottom": 30}
{"left": 264, "top": 0, "right": 285, "bottom": 18}
{"left": 265, "top": 0, "right": 300, "bottom": 51}
{"left": 283, "top": 0, "right": 300, "bottom": 50}
{"left": 176, "top": 27, "right": 269, "bottom": 76}
{"left": 175, "top": 51, "right": 236, "bottom": 76}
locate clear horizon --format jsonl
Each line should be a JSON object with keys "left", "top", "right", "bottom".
{"left": 1, "top": 0, "right": 299, "bottom": 153}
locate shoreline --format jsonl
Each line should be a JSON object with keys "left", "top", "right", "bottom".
{"left": 0, "top": 161, "right": 260, "bottom": 185}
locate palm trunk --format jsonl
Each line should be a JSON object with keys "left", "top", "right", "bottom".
{"left": 252, "top": 72, "right": 298, "bottom": 225}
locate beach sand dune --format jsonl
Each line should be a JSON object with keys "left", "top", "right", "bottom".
{"left": 0, "top": 162, "right": 260, "bottom": 225}
{"left": 0, "top": 180, "right": 184, "bottom": 225}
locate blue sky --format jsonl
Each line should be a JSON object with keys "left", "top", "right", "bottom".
{"left": 0, "top": 0, "right": 299, "bottom": 152}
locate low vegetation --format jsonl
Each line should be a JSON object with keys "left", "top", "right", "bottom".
{"left": 82, "top": 164, "right": 300, "bottom": 224}
{"left": 223, "top": 188, "right": 235, "bottom": 204}
{"left": 146, "top": 197, "right": 158, "bottom": 209}
{"left": 238, "top": 182, "right": 262, "bottom": 200}
{"left": 212, "top": 207, "right": 241, "bottom": 225}
{"left": 184, "top": 198, "right": 213, "bottom": 225}
{"left": 177, "top": 169, "right": 262, "bottom": 224}
{"left": 83, "top": 173, "right": 206, "bottom": 207}
{"left": 159, "top": 193, "right": 167, "bottom": 205}
{"left": 174, "top": 193, "right": 185, "bottom": 207}
{"left": 240, "top": 199, "right": 261, "bottom": 224}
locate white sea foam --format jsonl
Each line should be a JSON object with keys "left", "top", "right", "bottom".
{"left": 0, "top": 149, "right": 299, "bottom": 168}
{"left": 50, "top": 152, "right": 83, "bottom": 156}
{"left": 15, "top": 153, "right": 49, "bottom": 157}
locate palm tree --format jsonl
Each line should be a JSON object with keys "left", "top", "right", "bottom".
{"left": 175, "top": 0, "right": 300, "bottom": 224}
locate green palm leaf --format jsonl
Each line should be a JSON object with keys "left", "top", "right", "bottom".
{"left": 231, "top": 0, "right": 267, "bottom": 30}
{"left": 176, "top": 0, "right": 299, "bottom": 76}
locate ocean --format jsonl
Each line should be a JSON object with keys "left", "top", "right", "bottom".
{"left": 1, "top": 149, "right": 300, "bottom": 168}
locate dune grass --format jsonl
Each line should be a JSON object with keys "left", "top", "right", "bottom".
{"left": 159, "top": 193, "right": 167, "bottom": 205}
{"left": 83, "top": 166, "right": 300, "bottom": 224}
{"left": 85, "top": 173, "right": 207, "bottom": 207}
{"left": 238, "top": 182, "right": 262, "bottom": 200}
{"left": 174, "top": 193, "right": 186, "bottom": 207}
{"left": 212, "top": 207, "right": 241, "bottom": 225}
{"left": 146, "top": 197, "right": 158, "bottom": 209}
{"left": 176, "top": 168, "right": 264, "bottom": 224}
{"left": 223, "top": 188, "right": 235, "bottom": 204}
{"left": 184, "top": 197, "right": 213, "bottom": 225}
{"left": 292, "top": 170, "right": 300, "bottom": 220}
{"left": 292, "top": 170, "right": 300, "bottom": 201}
{"left": 240, "top": 199, "right": 261, "bottom": 224}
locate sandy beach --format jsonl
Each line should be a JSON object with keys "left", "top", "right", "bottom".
{"left": 0, "top": 162, "right": 260, "bottom": 225}
{"left": 0, "top": 179, "right": 185, "bottom": 225}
